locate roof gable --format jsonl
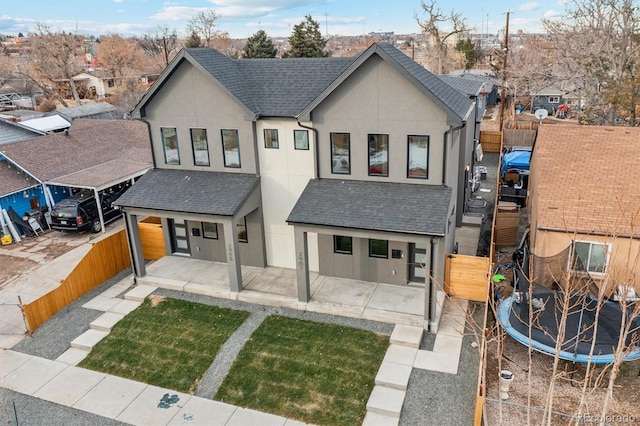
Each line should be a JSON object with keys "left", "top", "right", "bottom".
{"left": 134, "top": 43, "right": 473, "bottom": 124}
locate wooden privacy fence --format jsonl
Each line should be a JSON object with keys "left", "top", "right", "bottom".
{"left": 479, "top": 131, "right": 502, "bottom": 153}
{"left": 22, "top": 230, "right": 131, "bottom": 333}
{"left": 444, "top": 254, "right": 491, "bottom": 302}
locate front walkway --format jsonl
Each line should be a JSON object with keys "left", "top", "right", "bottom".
{"left": 137, "top": 256, "right": 435, "bottom": 328}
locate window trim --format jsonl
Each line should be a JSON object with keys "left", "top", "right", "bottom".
{"left": 368, "top": 133, "right": 389, "bottom": 177}
{"left": 221, "top": 129, "right": 241, "bottom": 168}
{"left": 201, "top": 222, "right": 218, "bottom": 239}
{"left": 548, "top": 96, "right": 560, "bottom": 103}
{"left": 294, "top": 129, "right": 309, "bottom": 150}
{"left": 333, "top": 235, "right": 352, "bottom": 255}
{"left": 191, "top": 128, "right": 210, "bottom": 166}
{"left": 161, "top": 127, "right": 180, "bottom": 165}
{"left": 569, "top": 240, "right": 609, "bottom": 276}
{"left": 369, "top": 239, "right": 389, "bottom": 259}
{"left": 330, "top": 132, "right": 351, "bottom": 175}
{"left": 407, "top": 134, "right": 429, "bottom": 179}
{"left": 264, "top": 129, "right": 279, "bottom": 149}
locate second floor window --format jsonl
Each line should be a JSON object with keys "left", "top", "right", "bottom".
{"left": 294, "top": 130, "right": 309, "bottom": 150}
{"left": 331, "top": 133, "right": 350, "bottom": 174}
{"left": 264, "top": 129, "right": 279, "bottom": 149}
{"left": 408, "top": 135, "right": 429, "bottom": 178}
{"left": 161, "top": 127, "right": 180, "bottom": 165}
{"left": 368, "top": 134, "right": 388, "bottom": 176}
{"left": 221, "top": 129, "right": 241, "bottom": 168}
{"left": 191, "top": 128, "right": 210, "bottom": 166}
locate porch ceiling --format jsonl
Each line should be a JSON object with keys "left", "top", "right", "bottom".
{"left": 114, "top": 168, "right": 260, "bottom": 216}
{"left": 287, "top": 179, "right": 451, "bottom": 236}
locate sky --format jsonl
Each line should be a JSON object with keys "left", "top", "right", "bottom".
{"left": 0, "top": 0, "right": 571, "bottom": 39}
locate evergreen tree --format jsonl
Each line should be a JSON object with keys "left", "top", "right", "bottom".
{"left": 455, "top": 38, "right": 476, "bottom": 70}
{"left": 284, "top": 15, "right": 328, "bottom": 58}
{"left": 243, "top": 30, "right": 277, "bottom": 58}
{"left": 184, "top": 31, "right": 202, "bottom": 48}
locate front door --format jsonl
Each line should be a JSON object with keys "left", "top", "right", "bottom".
{"left": 409, "top": 242, "right": 427, "bottom": 284}
{"left": 169, "top": 219, "right": 190, "bottom": 255}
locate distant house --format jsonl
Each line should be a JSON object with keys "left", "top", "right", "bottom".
{"left": 0, "top": 119, "right": 152, "bottom": 231}
{"left": 45, "top": 102, "right": 125, "bottom": 121}
{"left": 115, "top": 42, "right": 479, "bottom": 330}
{"left": 530, "top": 86, "right": 566, "bottom": 114}
{"left": 72, "top": 71, "right": 118, "bottom": 99}
{"left": 447, "top": 70, "right": 500, "bottom": 106}
{"left": 528, "top": 125, "right": 640, "bottom": 297}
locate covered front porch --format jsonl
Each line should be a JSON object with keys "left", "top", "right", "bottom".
{"left": 137, "top": 256, "right": 444, "bottom": 328}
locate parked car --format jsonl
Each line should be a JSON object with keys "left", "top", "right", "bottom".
{"left": 50, "top": 187, "right": 127, "bottom": 233}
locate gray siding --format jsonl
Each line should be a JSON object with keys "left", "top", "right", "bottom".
{"left": 313, "top": 56, "right": 449, "bottom": 184}
{"left": 143, "top": 61, "right": 257, "bottom": 174}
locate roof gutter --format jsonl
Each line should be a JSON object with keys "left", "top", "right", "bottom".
{"left": 297, "top": 121, "right": 320, "bottom": 179}
{"left": 537, "top": 226, "right": 640, "bottom": 241}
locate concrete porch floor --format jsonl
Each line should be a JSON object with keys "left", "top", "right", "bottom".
{"left": 138, "top": 256, "right": 440, "bottom": 329}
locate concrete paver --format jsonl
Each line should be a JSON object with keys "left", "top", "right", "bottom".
{"left": 363, "top": 411, "right": 399, "bottom": 426}
{"left": 116, "top": 385, "right": 192, "bottom": 425}
{"left": 55, "top": 347, "right": 90, "bottom": 365}
{"left": 413, "top": 349, "right": 460, "bottom": 374}
{"left": 89, "top": 312, "right": 125, "bottom": 332}
{"left": 0, "top": 349, "right": 32, "bottom": 379}
{"left": 82, "top": 295, "right": 123, "bottom": 312}
{"left": 72, "top": 374, "right": 146, "bottom": 419}
{"left": 166, "top": 397, "right": 238, "bottom": 426}
{"left": 225, "top": 407, "right": 288, "bottom": 426}
{"left": 0, "top": 356, "right": 66, "bottom": 395}
{"left": 389, "top": 324, "right": 423, "bottom": 348}
{"left": 375, "top": 362, "right": 412, "bottom": 390}
{"left": 70, "top": 329, "right": 109, "bottom": 350}
{"left": 108, "top": 299, "right": 142, "bottom": 315}
{"left": 33, "top": 366, "right": 106, "bottom": 406}
{"left": 382, "top": 344, "right": 418, "bottom": 366}
{"left": 433, "top": 333, "right": 464, "bottom": 355}
{"left": 366, "top": 385, "right": 406, "bottom": 418}
{"left": 124, "top": 284, "right": 157, "bottom": 302}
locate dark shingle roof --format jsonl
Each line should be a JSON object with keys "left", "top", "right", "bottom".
{"left": 139, "top": 43, "right": 472, "bottom": 122}
{"left": 114, "top": 168, "right": 260, "bottom": 216}
{"left": 287, "top": 179, "right": 451, "bottom": 236}
{"left": 438, "top": 75, "right": 484, "bottom": 97}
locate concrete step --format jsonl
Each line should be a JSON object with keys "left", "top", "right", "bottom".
{"left": 363, "top": 411, "right": 399, "bottom": 426}
{"left": 389, "top": 324, "right": 423, "bottom": 348}
{"left": 366, "top": 385, "right": 406, "bottom": 419}
{"left": 70, "top": 329, "right": 109, "bottom": 351}
{"left": 123, "top": 284, "right": 157, "bottom": 302}
{"left": 89, "top": 312, "right": 125, "bottom": 332}
{"left": 375, "top": 362, "right": 412, "bottom": 391}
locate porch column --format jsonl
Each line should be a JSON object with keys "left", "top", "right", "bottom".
{"left": 427, "top": 237, "right": 443, "bottom": 330}
{"left": 294, "top": 227, "right": 310, "bottom": 302}
{"left": 222, "top": 217, "right": 243, "bottom": 293}
{"left": 124, "top": 212, "right": 146, "bottom": 277}
{"left": 93, "top": 188, "right": 105, "bottom": 233}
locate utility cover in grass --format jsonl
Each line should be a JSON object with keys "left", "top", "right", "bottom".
{"left": 215, "top": 315, "right": 389, "bottom": 426}
{"left": 79, "top": 297, "right": 250, "bottom": 393}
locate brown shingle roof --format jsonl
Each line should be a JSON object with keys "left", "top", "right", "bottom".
{"left": 0, "top": 159, "right": 39, "bottom": 196}
{"left": 0, "top": 119, "right": 152, "bottom": 189}
{"left": 532, "top": 125, "right": 640, "bottom": 236}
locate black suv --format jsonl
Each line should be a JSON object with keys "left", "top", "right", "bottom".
{"left": 50, "top": 186, "right": 127, "bottom": 233}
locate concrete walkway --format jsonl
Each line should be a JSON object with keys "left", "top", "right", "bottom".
{"left": 2, "top": 277, "right": 470, "bottom": 426}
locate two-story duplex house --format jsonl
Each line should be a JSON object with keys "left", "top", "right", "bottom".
{"left": 115, "top": 42, "right": 476, "bottom": 329}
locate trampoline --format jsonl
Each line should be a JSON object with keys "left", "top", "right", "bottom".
{"left": 498, "top": 290, "right": 640, "bottom": 364}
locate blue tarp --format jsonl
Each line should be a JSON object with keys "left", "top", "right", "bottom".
{"left": 501, "top": 150, "right": 531, "bottom": 176}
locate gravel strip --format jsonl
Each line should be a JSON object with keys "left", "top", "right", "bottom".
{"left": 194, "top": 309, "right": 269, "bottom": 398}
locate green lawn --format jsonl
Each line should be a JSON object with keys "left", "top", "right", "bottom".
{"left": 215, "top": 315, "right": 389, "bottom": 426}
{"left": 79, "top": 297, "right": 250, "bottom": 393}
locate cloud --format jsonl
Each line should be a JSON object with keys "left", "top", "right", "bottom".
{"left": 518, "top": 2, "right": 540, "bottom": 12}
{"left": 113, "top": 0, "right": 124, "bottom": 3}
{"left": 543, "top": 9, "right": 563, "bottom": 18}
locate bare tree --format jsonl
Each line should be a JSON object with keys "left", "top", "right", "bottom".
{"left": 21, "top": 23, "right": 86, "bottom": 107}
{"left": 137, "top": 25, "right": 179, "bottom": 70}
{"left": 543, "top": 0, "right": 640, "bottom": 125}
{"left": 415, "top": 0, "right": 469, "bottom": 74}
{"left": 187, "top": 10, "right": 228, "bottom": 49}
{"left": 96, "top": 34, "right": 145, "bottom": 82}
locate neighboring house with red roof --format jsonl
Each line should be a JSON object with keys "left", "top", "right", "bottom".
{"left": 528, "top": 125, "right": 640, "bottom": 296}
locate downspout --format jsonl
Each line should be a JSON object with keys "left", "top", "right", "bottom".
{"left": 297, "top": 121, "right": 320, "bottom": 179}
{"left": 427, "top": 237, "right": 435, "bottom": 332}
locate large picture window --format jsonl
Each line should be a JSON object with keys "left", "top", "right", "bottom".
{"left": 221, "top": 129, "right": 241, "bottom": 168}
{"left": 407, "top": 135, "right": 429, "bottom": 178}
{"left": 161, "top": 127, "right": 180, "bottom": 165}
{"left": 369, "top": 239, "right": 388, "bottom": 258}
{"left": 368, "top": 134, "right": 389, "bottom": 176}
{"left": 334, "top": 235, "right": 352, "bottom": 254}
{"left": 570, "top": 241, "right": 608, "bottom": 274}
{"left": 191, "top": 128, "right": 210, "bottom": 166}
{"left": 294, "top": 130, "right": 309, "bottom": 150}
{"left": 331, "top": 133, "right": 350, "bottom": 174}
{"left": 264, "top": 129, "right": 279, "bottom": 149}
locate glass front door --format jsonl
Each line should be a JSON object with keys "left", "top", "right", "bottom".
{"left": 169, "top": 219, "right": 190, "bottom": 255}
{"left": 409, "top": 242, "right": 427, "bottom": 284}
